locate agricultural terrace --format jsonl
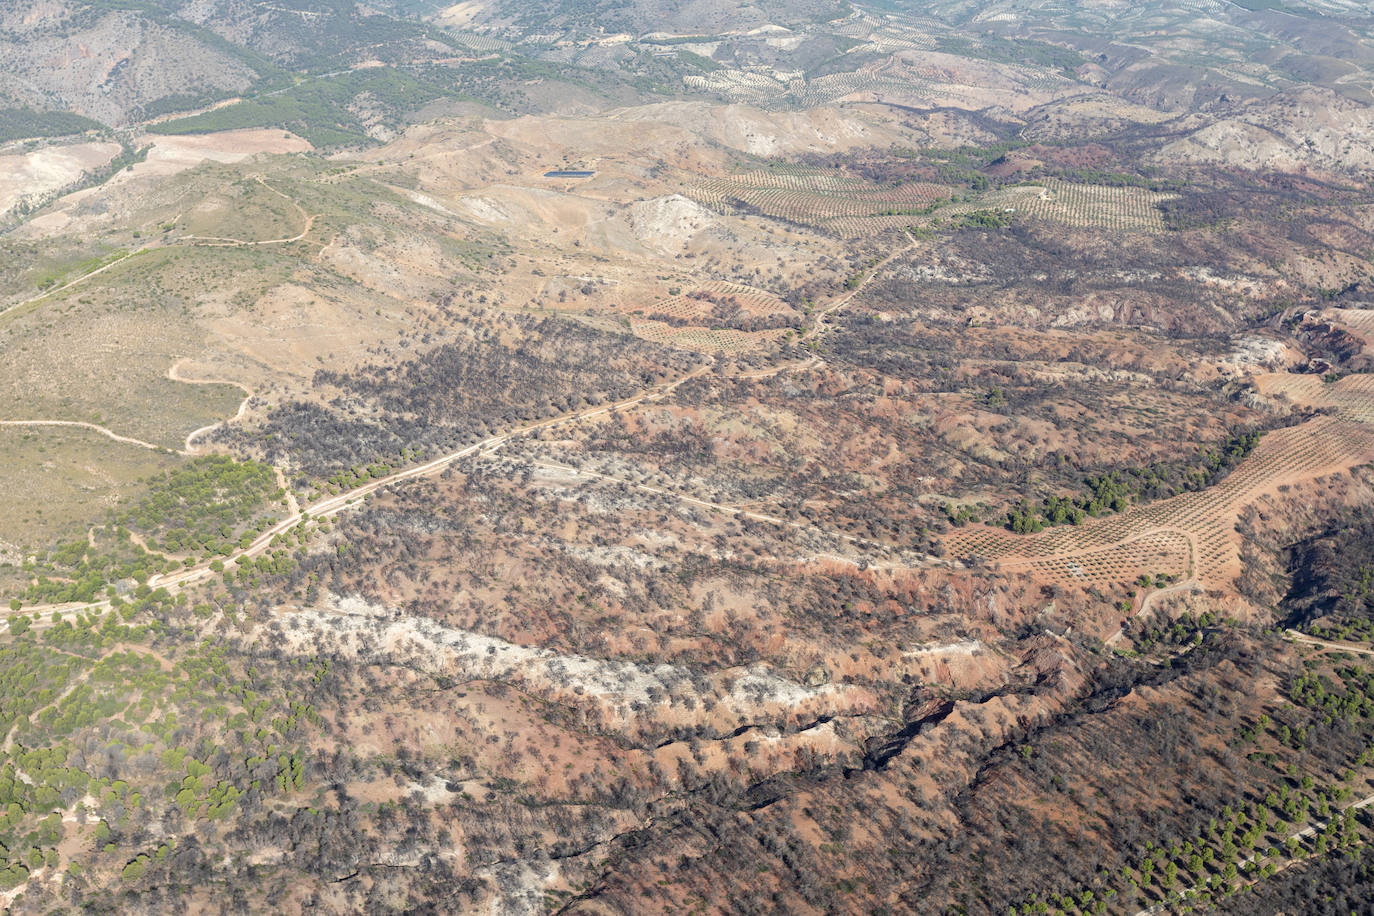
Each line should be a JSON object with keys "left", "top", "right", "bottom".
{"left": 685, "top": 166, "right": 951, "bottom": 235}
{"left": 945, "top": 363, "right": 1374, "bottom": 593}
{"left": 682, "top": 61, "right": 932, "bottom": 107}
{"left": 565, "top": 312, "right": 783, "bottom": 356}
{"left": 626, "top": 320, "right": 784, "bottom": 354}
{"left": 610, "top": 280, "right": 801, "bottom": 353}
{"left": 944, "top": 179, "right": 1178, "bottom": 233}
{"left": 685, "top": 167, "right": 1176, "bottom": 239}
{"left": 630, "top": 281, "right": 796, "bottom": 324}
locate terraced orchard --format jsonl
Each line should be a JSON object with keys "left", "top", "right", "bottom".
{"left": 631, "top": 281, "right": 794, "bottom": 324}
{"left": 602, "top": 280, "right": 802, "bottom": 354}
{"left": 945, "top": 375, "right": 1374, "bottom": 599}
{"left": 947, "top": 180, "right": 1178, "bottom": 233}
{"left": 685, "top": 167, "right": 951, "bottom": 236}
{"left": 624, "top": 321, "right": 782, "bottom": 354}
{"left": 685, "top": 168, "right": 1176, "bottom": 238}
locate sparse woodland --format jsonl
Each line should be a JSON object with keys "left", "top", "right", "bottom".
{"left": 5, "top": 1, "right": 1374, "bottom": 911}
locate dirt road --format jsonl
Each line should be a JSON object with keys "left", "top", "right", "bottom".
{"left": 179, "top": 177, "right": 319, "bottom": 246}
{"left": 1285, "top": 629, "right": 1374, "bottom": 657}
{"left": 1105, "top": 573, "right": 1203, "bottom": 648}
{"left": 802, "top": 230, "right": 916, "bottom": 345}
{"left": 168, "top": 359, "right": 254, "bottom": 453}
{"left": 17, "top": 364, "right": 712, "bottom": 615}
{"left": 0, "top": 419, "right": 168, "bottom": 452}
{"left": 0, "top": 251, "right": 141, "bottom": 322}
{"left": 0, "top": 179, "right": 316, "bottom": 323}
{"left": 520, "top": 457, "right": 906, "bottom": 559}
{"left": 13, "top": 231, "right": 915, "bottom": 615}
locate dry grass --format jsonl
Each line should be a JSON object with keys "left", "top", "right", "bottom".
{"left": 177, "top": 177, "right": 305, "bottom": 244}
{"left": 0, "top": 426, "right": 178, "bottom": 551}
{"left": 0, "top": 254, "right": 248, "bottom": 449}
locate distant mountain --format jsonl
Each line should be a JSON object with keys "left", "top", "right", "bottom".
{"left": 6, "top": 0, "right": 1374, "bottom": 148}
{"left": 0, "top": 0, "right": 856, "bottom": 132}
{"left": 0, "top": 1, "right": 261, "bottom": 127}
{"left": 0, "top": 0, "right": 468, "bottom": 128}
{"left": 436, "top": 0, "right": 848, "bottom": 38}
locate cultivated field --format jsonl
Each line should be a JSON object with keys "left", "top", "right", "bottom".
{"left": 633, "top": 280, "right": 793, "bottom": 322}
{"left": 627, "top": 318, "right": 784, "bottom": 354}
{"left": 946, "top": 391, "right": 1374, "bottom": 595}
{"left": 686, "top": 167, "right": 951, "bottom": 234}
{"left": 948, "top": 179, "right": 1178, "bottom": 232}
{"left": 685, "top": 171, "right": 1176, "bottom": 239}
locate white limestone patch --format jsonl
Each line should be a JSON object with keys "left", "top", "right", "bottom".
{"left": 269, "top": 595, "right": 867, "bottom": 732}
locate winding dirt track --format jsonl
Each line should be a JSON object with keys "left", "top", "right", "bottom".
{"left": 0, "top": 360, "right": 254, "bottom": 457}
{"left": 15, "top": 347, "right": 893, "bottom": 617}
{"left": 520, "top": 457, "right": 906, "bottom": 561}
{"left": 0, "top": 252, "right": 139, "bottom": 322}
{"left": 1285, "top": 629, "right": 1374, "bottom": 657}
{"left": 945, "top": 349, "right": 1374, "bottom": 612}
{"left": 167, "top": 359, "right": 254, "bottom": 454}
{"left": 18, "top": 233, "right": 1372, "bottom": 643}
{"left": 10, "top": 231, "right": 920, "bottom": 618}
{"left": 1104, "top": 579, "right": 1203, "bottom": 648}
{"left": 0, "top": 419, "right": 167, "bottom": 452}
{"left": 19, "top": 363, "right": 712, "bottom": 615}
{"left": 0, "top": 179, "right": 311, "bottom": 454}
{"left": 0, "top": 177, "right": 318, "bottom": 325}
{"left": 802, "top": 230, "right": 916, "bottom": 345}
{"left": 178, "top": 177, "right": 319, "bottom": 247}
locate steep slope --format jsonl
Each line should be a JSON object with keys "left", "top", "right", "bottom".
{"left": 0, "top": 3, "right": 260, "bottom": 126}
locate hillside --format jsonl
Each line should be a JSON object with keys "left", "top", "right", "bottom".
{"left": 4, "top": 1, "right": 1374, "bottom": 914}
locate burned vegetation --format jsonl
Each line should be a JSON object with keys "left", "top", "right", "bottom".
{"left": 223, "top": 314, "right": 700, "bottom": 482}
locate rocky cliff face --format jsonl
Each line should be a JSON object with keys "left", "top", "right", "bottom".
{"left": 0, "top": 3, "right": 258, "bottom": 126}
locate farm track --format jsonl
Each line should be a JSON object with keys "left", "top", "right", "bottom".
{"left": 2, "top": 664, "right": 87, "bottom": 753}
{"left": 1104, "top": 579, "right": 1203, "bottom": 648}
{"left": 0, "top": 252, "right": 140, "bottom": 322}
{"left": 11, "top": 292, "right": 867, "bottom": 619}
{"left": 7, "top": 201, "right": 918, "bottom": 620}
{"left": 339, "top": 137, "right": 495, "bottom": 178}
{"left": 684, "top": 172, "right": 1176, "bottom": 238}
{"left": 13, "top": 226, "right": 1374, "bottom": 660}
{"left": 804, "top": 231, "right": 917, "bottom": 344}
{"left": 511, "top": 455, "right": 921, "bottom": 567}
{"left": 18, "top": 364, "right": 714, "bottom": 616}
{"left": 0, "top": 359, "right": 254, "bottom": 457}
{"left": 0, "top": 419, "right": 168, "bottom": 452}
{"left": 178, "top": 177, "right": 319, "bottom": 246}
{"left": 1285, "top": 630, "right": 1374, "bottom": 657}
{"left": 167, "top": 359, "right": 254, "bottom": 454}
{"left": 946, "top": 326, "right": 1374, "bottom": 612}
{"left": 685, "top": 170, "right": 947, "bottom": 231}
{"left": 0, "top": 177, "right": 319, "bottom": 324}
{"left": 944, "top": 180, "right": 1177, "bottom": 233}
